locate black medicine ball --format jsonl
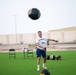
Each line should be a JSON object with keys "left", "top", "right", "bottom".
{"left": 56, "top": 55, "right": 61, "bottom": 60}
{"left": 46, "top": 55, "right": 50, "bottom": 60}
{"left": 40, "top": 69, "right": 50, "bottom": 75}
{"left": 50, "top": 55, "right": 56, "bottom": 60}
{"left": 28, "top": 8, "right": 41, "bottom": 20}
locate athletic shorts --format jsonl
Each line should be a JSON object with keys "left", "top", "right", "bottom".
{"left": 36, "top": 48, "right": 46, "bottom": 58}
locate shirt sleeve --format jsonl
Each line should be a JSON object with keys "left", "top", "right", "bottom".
{"left": 44, "top": 38, "right": 47, "bottom": 42}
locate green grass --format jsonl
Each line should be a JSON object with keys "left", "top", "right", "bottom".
{"left": 0, "top": 50, "right": 76, "bottom": 75}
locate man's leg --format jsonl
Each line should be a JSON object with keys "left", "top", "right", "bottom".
{"left": 36, "top": 49, "right": 41, "bottom": 71}
{"left": 37, "top": 57, "right": 41, "bottom": 71}
{"left": 43, "top": 57, "right": 47, "bottom": 68}
{"left": 42, "top": 50, "right": 47, "bottom": 69}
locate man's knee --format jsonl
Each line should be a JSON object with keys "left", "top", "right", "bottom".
{"left": 38, "top": 57, "right": 41, "bottom": 61}
{"left": 44, "top": 57, "right": 46, "bottom": 60}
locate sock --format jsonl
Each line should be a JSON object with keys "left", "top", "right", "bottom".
{"left": 37, "top": 65, "right": 40, "bottom": 69}
{"left": 43, "top": 63, "right": 45, "bottom": 67}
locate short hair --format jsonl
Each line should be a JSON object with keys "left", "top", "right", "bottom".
{"left": 38, "top": 31, "right": 42, "bottom": 33}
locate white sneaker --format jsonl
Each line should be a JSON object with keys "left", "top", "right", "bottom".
{"left": 43, "top": 66, "right": 47, "bottom": 69}
{"left": 37, "top": 68, "right": 40, "bottom": 71}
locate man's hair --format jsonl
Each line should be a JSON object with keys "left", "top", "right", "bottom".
{"left": 38, "top": 31, "right": 42, "bottom": 33}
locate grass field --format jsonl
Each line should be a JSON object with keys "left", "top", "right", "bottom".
{"left": 0, "top": 50, "right": 76, "bottom": 75}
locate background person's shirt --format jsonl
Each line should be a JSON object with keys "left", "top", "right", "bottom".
{"left": 36, "top": 37, "right": 47, "bottom": 50}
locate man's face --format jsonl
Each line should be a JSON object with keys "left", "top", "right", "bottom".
{"left": 38, "top": 32, "right": 42, "bottom": 38}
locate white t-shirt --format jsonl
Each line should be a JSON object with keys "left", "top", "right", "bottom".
{"left": 36, "top": 37, "right": 47, "bottom": 50}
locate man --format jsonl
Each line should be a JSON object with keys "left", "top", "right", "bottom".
{"left": 36, "top": 31, "right": 58, "bottom": 71}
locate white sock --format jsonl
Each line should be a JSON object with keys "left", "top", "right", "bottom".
{"left": 43, "top": 63, "right": 45, "bottom": 67}
{"left": 37, "top": 65, "right": 40, "bottom": 69}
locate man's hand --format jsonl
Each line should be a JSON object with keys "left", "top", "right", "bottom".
{"left": 55, "top": 40, "right": 58, "bottom": 42}
{"left": 42, "top": 47, "right": 46, "bottom": 51}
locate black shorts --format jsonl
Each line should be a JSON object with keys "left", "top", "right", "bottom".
{"left": 36, "top": 48, "right": 46, "bottom": 58}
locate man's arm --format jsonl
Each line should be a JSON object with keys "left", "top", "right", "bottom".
{"left": 36, "top": 43, "right": 44, "bottom": 49}
{"left": 47, "top": 39, "right": 58, "bottom": 42}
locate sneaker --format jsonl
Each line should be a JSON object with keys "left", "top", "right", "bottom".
{"left": 37, "top": 68, "right": 40, "bottom": 71}
{"left": 43, "top": 66, "right": 47, "bottom": 69}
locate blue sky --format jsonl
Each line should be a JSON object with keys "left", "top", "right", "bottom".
{"left": 0, "top": 0, "right": 76, "bottom": 34}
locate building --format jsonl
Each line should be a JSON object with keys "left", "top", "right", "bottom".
{"left": 48, "top": 26, "right": 76, "bottom": 43}
{"left": 0, "top": 26, "right": 76, "bottom": 45}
